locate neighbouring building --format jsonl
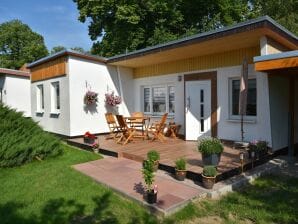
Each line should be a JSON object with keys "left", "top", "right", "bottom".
{"left": 27, "top": 16, "right": 298, "bottom": 152}
{"left": 0, "top": 68, "right": 31, "bottom": 117}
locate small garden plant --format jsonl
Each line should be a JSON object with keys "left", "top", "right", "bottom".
{"left": 175, "top": 158, "right": 186, "bottom": 170}
{"left": 202, "top": 165, "right": 217, "bottom": 177}
{"left": 142, "top": 159, "right": 155, "bottom": 192}
{"left": 147, "top": 150, "right": 160, "bottom": 162}
{"left": 198, "top": 137, "right": 223, "bottom": 155}
{"left": 249, "top": 140, "right": 268, "bottom": 152}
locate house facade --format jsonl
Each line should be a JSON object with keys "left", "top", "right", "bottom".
{"left": 27, "top": 16, "right": 298, "bottom": 151}
{"left": 0, "top": 68, "right": 31, "bottom": 117}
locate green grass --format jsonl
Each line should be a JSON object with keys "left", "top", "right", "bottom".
{"left": 164, "top": 174, "right": 298, "bottom": 224}
{"left": 0, "top": 144, "right": 156, "bottom": 224}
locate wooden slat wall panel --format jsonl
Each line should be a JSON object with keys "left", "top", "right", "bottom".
{"left": 133, "top": 46, "right": 259, "bottom": 78}
{"left": 31, "top": 57, "right": 67, "bottom": 82}
{"left": 255, "top": 57, "right": 298, "bottom": 71}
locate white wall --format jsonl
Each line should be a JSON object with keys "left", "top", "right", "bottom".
{"left": 2, "top": 75, "right": 31, "bottom": 117}
{"left": 68, "top": 57, "right": 133, "bottom": 136}
{"left": 31, "top": 75, "right": 71, "bottom": 136}
{"left": 132, "top": 65, "right": 272, "bottom": 144}
{"left": 217, "top": 65, "right": 272, "bottom": 145}
{"left": 268, "top": 76, "right": 289, "bottom": 150}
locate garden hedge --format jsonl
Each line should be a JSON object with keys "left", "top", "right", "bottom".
{"left": 0, "top": 104, "right": 63, "bottom": 167}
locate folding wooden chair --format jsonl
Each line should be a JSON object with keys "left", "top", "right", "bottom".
{"left": 116, "top": 115, "right": 136, "bottom": 145}
{"left": 105, "top": 113, "right": 120, "bottom": 140}
{"left": 130, "top": 112, "right": 145, "bottom": 135}
{"left": 148, "top": 113, "right": 168, "bottom": 142}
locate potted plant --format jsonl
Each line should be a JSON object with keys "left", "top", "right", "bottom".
{"left": 142, "top": 159, "right": 158, "bottom": 204}
{"left": 84, "top": 90, "right": 98, "bottom": 105}
{"left": 105, "top": 91, "right": 122, "bottom": 107}
{"left": 198, "top": 137, "right": 223, "bottom": 166}
{"left": 92, "top": 142, "right": 99, "bottom": 153}
{"left": 175, "top": 158, "right": 187, "bottom": 181}
{"left": 147, "top": 150, "right": 160, "bottom": 172}
{"left": 83, "top": 131, "right": 97, "bottom": 144}
{"left": 202, "top": 165, "right": 217, "bottom": 189}
{"left": 248, "top": 140, "right": 268, "bottom": 159}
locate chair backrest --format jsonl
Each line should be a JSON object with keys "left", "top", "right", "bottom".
{"left": 105, "top": 113, "right": 116, "bottom": 125}
{"left": 157, "top": 113, "right": 168, "bottom": 132}
{"left": 116, "top": 115, "right": 128, "bottom": 131}
{"left": 131, "top": 112, "right": 144, "bottom": 123}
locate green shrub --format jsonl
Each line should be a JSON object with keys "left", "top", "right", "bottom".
{"left": 142, "top": 159, "right": 155, "bottom": 191}
{"left": 202, "top": 166, "right": 217, "bottom": 177}
{"left": 0, "top": 104, "right": 63, "bottom": 167}
{"left": 147, "top": 150, "right": 160, "bottom": 162}
{"left": 198, "top": 137, "right": 223, "bottom": 155}
{"left": 175, "top": 157, "right": 186, "bottom": 170}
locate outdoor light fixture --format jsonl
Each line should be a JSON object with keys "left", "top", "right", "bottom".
{"left": 178, "top": 75, "right": 182, "bottom": 82}
{"left": 239, "top": 152, "right": 244, "bottom": 173}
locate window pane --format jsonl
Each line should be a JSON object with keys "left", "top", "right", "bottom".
{"left": 55, "top": 83, "right": 60, "bottom": 110}
{"left": 169, "top": 86, "right": 175, "bottom": 113}
{"left": 41, "top": 86, "right": 44, "bottom": 109}
{"left": 144, "top": 88, "right": 150, "bottom": 112}
{"left": 37, "top": 85, "right": 44, "bottom": 110}
{"left": 152, "top": 87, "right": 166, "bottom": 113}
{"left": 232, "top": 79, "right": 257, "bottom": 116}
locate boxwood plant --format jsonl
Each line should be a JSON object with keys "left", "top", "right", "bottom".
{"left": 175, "top": 157, "right": 186, "bottom": 170}
{"left": 198, "top": 137, "right": 223, "bottom": 155}
{"left": 202, "top": 165, "right": 217, "bottom": 177}
{"left": 147, "top": 150, "right": 160, "bottom": 162}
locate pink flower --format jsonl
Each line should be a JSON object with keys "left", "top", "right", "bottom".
{"left": 153, "top": 184, "right": 158, "bottom": 194}
{"left": 105, "top": 91, "right": 122, "bottom": 106}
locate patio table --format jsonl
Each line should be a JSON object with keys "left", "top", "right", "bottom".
{"left": 125, "top": 116, "right": 150, "bottom": 139}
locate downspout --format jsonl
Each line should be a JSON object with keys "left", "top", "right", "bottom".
{"left": 116, "top": 66, "right": 124, "bottom": 114}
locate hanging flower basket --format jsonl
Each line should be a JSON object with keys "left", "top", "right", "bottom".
{"left": 84, "top": 91, "right": 98, "bottom": 105}
{"left": 105, "top": 91, "right": 122, "bottom": 107}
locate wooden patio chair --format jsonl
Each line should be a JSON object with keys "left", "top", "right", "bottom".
{"left": 105, "top": 113, "right": 120, "bottom": 140}
{"left": 130, "top": 112, "right": 145, "bottom": 134}
{"left": 148, "top": 113, "right": 168, "bottom": 142}
{"left": 116, "top": 115, "right": 136, "bottom": 145}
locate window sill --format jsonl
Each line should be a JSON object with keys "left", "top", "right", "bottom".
{"left": 35, "top": 111, "right": 44, "bottom": 115}
{"left": 144, "top": 114, "right": 174, "bottom": 119}
{"left": 226, "top": 119, "right": 256, "bottom": 124}
{"left": 50, "top": 111, "right": 60, "bottom": 115}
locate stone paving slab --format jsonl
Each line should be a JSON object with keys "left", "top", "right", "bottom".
{"left": 73, "top": 157, "right": 206, "bottom": 215}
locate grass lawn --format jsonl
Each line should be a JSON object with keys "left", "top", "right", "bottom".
{"left": 0, "top": 144, "right": 157, "bottom": 224}
{"left": 1, "top": 144, "right": 297, "bottom": 224}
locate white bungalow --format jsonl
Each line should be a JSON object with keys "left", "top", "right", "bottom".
{"left": 27, "top": 16, "right": 298, "bottom": 152}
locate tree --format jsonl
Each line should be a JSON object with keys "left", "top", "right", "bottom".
{"left": 0, "top": 20, "right": 48, "bottom": 69}
{"left": 74, "top": 0, "right": 252, "bottom": 57}
{"left": 250, "top": 0, "right": 298, "bottom": 35}
{"left": 50, "top": 46, "right": 66, "bottom": 54}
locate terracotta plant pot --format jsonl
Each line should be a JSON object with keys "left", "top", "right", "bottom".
{"left": 153, "top": 160, "right": 159, "bottom": 172}
{"left": 202, "top": 153, "right": 221, "bottom": 166}
{"left": 84, "top": 137, "right": 95, "bottom": 144}
{"left": 146, "top": 190, "right": 157, "bottom": 204}
{"left": 175, "top": 169, "right": 187, "bottom": 181}
{"left": 202, "top": 174, "right": 216, "bottom": 189}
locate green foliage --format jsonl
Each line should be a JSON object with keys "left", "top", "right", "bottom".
{"left": 251, "top": 0, "right": 298, "bottom": 35}
{"left": 202, "top": 166, "right": 217, "bottom": 177}
{"left": 142, "top": 159, "right": 155, "bottom": 191}
{"left": 0, "top": 20, "right": 48, "bottom": 69}
{"left": 74, "top": 0, "right": 252, "bottom": 57}
{"left": 0, "top": 104, "right": 63, "bottom": 167}
{"left": 175, "top": 157, "right": 186, "bottom": 170}
{"left": 198, "top": 137, "right": 224, "bottom": 155}
{"left": 147, "top": 150, "right": 160, "bottom": 162}
{"left": 50, "top": 46, "right": 66, "bottom": 54}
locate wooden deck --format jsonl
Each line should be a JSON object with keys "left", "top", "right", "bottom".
{"left": 68, "top": 135, "right": 244, "bottom": 177}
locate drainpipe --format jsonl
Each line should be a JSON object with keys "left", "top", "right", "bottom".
{"left": 116, "top": 66, "right": 124, "bottom": 113}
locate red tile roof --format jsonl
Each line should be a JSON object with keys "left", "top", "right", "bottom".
{"left": 0, "top": 68, "right": 30, "bottom": 78}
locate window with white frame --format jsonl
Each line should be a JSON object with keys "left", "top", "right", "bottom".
{"left": 36, "top": 84, "right": 44, "bottom": 112}
{"left": 142, "top": 85, "right": 175, "bottom": 115}
{"left": 51, "top": 81, "right": 60, "bottom": 113}
{"left": 230, "top": 78, "right": 257, "bottom": 117}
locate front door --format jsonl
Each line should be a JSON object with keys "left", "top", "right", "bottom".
{"left": 185, "top": 80, "right": 211, "bottom": 140}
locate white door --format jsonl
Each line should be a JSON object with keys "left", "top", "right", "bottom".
{"left": 185, "top": 80, "right": 211, "bottom": 140}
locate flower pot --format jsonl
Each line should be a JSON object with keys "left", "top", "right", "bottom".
{"left": 153, "top": 160, "right": 159, "bottom": 172}
{"left": 202, "top": 153, "right": 221, "bottom": 166}
{"left": 146, "top": 190, "right": 157, "bottom": 204}
{"left": 93, "top": 148, "right": 99, "bottom": 153}
{"left": 202, "top": 174, "right": 216, "bottom": 189}
{"left": 84, "top": 137, "right": 95, "bottom": 144}
{"left": 175, "top": 169, "right": 186, "bottom": 181}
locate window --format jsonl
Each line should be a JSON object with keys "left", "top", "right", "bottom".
{"left": 230, "top": 78, "right": 256, "bottom": 117}
{"left": 142, "top": 85, "right": 175, "bottom": 115}
{"left": 36, "top": 84, "right": 44, "bottom": 112}
{"left": 51, "top": 82, "right": 60, "bottom": 113}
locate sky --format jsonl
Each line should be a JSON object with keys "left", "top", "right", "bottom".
{"left": 0, "top": 0, "right": 94, "bottom": 51}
